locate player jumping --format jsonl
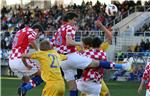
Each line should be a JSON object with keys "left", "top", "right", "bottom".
{"left": 9, "top": 23, "right": 44, "bottom": 96}
{"left": 51, "top": 12, "right": 132, "bottom": 96}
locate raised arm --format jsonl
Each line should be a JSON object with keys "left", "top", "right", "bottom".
{"left": 30, "top": 40, "right": 39, "bottom": 51}
{"left": 96, "top": 20, "right": 112, "bottom": 43}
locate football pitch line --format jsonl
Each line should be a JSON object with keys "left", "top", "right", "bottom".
{"left": 1, "top": 76, "right": 19, "bottom": 80}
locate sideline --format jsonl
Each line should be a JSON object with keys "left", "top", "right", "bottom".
{"left": 1, "top": 77, "right": 19, "bottom": 80}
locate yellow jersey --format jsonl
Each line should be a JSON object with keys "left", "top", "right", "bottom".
{"left": 100, "top": 41, "right": 110, "bottom": 51}
{"left": 30, "top": 49, "right": 67, "bottom": 82}
{"left": 100, "top": 41, "right": 110, "bottom": 96}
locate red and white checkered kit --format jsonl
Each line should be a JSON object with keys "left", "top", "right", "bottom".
{"left": 9, "top": 26, "right": 37, "bottom": 60}
{"left": 79, "top": 49, "right": 107, "bottom": 82}
{"left": 143, "top": 60, "right": 150, "bottom": 91}
{"left": 51, "top": 24, "right": 77, "bottom": 54}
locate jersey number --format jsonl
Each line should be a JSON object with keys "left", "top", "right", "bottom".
{"left": 55, "top": 32, "right": 62, "bottom": 46}
{"left": 48, "top": 54, "right": 58, "bottom": 68}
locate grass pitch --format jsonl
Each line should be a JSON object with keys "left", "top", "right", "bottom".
{"left": 1, "top": 76, "right": 146, "bottom": 96}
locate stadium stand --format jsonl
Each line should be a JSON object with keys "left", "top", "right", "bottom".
{"left": 1, "top": 1, "right": 150, "bottom": 81}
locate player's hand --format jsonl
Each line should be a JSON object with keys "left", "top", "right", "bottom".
{"left": 21, "top": 54, "right": 32, "bottom": 70}
{"left": 95, "top": 20, "right": 103, "bottom": 28}
{"left": 78, "top": 42, "right": 84, "bottom": 49}
{"left": 26, "top": 64, "right": 33, "bottom": 70}
{"left": 37, "top": 48, "right": 40, "bottom": 51}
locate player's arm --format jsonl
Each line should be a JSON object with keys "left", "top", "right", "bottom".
{"left": 138, "top": 78, "right": 145, "bottom": 95}
{"left": 65, "top": 27, "right": 83, "bottom": 48}
{"left": 30, "top": 40, "right": 40, "bottom": 51}
{"left": 96, "top": 20, "right": 112, "bottom": 43}
{"left": 21, "top": 54, "right": 33, "bottom": 70}
{"left": 28, "top": 31, "right": 40, "bottom": 51}
{"left": 138, "top": 64, "right": 148, "bottom": 95}
{"left": 66, "top": 36, "right": 83, "bottom": 46}
{"left": 59, "top": 54, "right": 67, "bottom": 61}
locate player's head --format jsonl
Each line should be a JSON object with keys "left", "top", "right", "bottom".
{"left": 63, "top": 12, "right": 78, "bottom": 25}
{"left": 31, "top": 23, "right": 44, "bottom": 36}
{"left": 92, "top": 37, "right": 102, "bottom": 48}
{"left": 82, "top": 37, "right": 93, "bottom": 49}
{"left": 40, "top": 40, "right": 52, "bottom": 51}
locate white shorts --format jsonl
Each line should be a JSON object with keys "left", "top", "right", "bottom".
{"left": 146, "top": 89, "right": 150, "bottom": 96}
{"left": 9, "top": 58, "right": 39, "bottom": 79}
{"left": 76, "top": 79, "right": 101, "bottom": 96}
{"left": 60, "top": 52, "right": 92, "bottom": 81}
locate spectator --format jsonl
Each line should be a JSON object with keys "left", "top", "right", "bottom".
{"left": 145, "top": 39, "right": 150, "bottom": 51}
{"left": 134, "top": 43, "right": 140, "bottom": 52}
{"left": 126, "top": 46, "right": 133, "bottom": 58}
{"left": 116, "top": 51, "right": 124, "bottom": 61}
{"left": 124, "top": 65, "right": 138, "bottom": 81}
{"left": 139, "top": 39, "right": 146, "bottom": 52}
{"left": 135, "top": 23, "right": 150, "bottom": 36}
{"left": 137, "top": 64, "right": 144, "bottom": 81}
{"left": 112, "top": 69, "right": 127, "bottom": 80}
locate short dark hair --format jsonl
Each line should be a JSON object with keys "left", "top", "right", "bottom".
{"left": 63, "top": 12, "right": 78, "bottom": 22}
{"left": 82, "top": 37, "right": 93, "bottom": 47}
{"left": 40, "top": 40, "right": 51, "bottom": 51}
{"left": 92, "top": 37, "right": 102, "bottom": 48}
{"left": 31, "top": 23, "right": 44, "bottom": 33}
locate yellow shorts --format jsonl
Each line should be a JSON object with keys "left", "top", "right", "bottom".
{"left": 42, "top": 80, "right": 65, "bottom": 96}
{"left": 100, "top": 79, "right": 109, "bottom": 96}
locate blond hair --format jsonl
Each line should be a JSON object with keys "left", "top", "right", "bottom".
{"left": 40, "top": 40, "right": 51, "bottom": 51}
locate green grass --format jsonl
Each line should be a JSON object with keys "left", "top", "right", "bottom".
{"left": 1, "top": 76, "right": 146, "bottom": 96}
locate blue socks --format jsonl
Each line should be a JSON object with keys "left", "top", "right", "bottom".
{"left": 69, "top": 90, "right": 78, "bottom": 96}
{"left": 31, "top": 75, "right": 43, "bottom": 86}
{"left": 21, "top": 76, "right": 43, "bottom": 91}
{"left": 99, "top": 61, "right": 111, "bottom": 69}
{"left": 114, "top": 64, "right": 123, "bottom": 69}
{"left": 99, "top": 61, "right": 124, "bottom": 69}
{"left": 21, "top": 82, "right": 33, "bottom": 91}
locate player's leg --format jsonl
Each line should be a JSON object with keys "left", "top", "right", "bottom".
{"left": 9, "top": 59, "right": 43, "bottom": 96}
{"left": 19, "top": 61, "right": 43, "bottom": 96}
{"left": 67, "top": 53, "right": 131, "bottom": 70}
{"left": 61, "top": 53, "right": 131, "bottom": 96}
{"left": 65, "top": 54, "right": 106, "bottom": 96}
{"left": 88, "top": 59, "right": 132, "bottom": 71}
{"left": 19, "top": 70, "right": 43, "bottom": 94}
{"left": 61, "top": 53, "right": 94, "bottom": 96}
{"left": 61, "top": 61, "right": 78, "bottom": 96}
{"left": 66, "top": 53, "right": 131, "bottom": 71}
{"left": 9, "top": 59, "right": 31, "bottom": 96}
{"left": 100, "top": 79, "right": 110, "bottom": 96}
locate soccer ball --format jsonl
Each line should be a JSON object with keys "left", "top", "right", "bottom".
{"left": 105, "top": 4, "right": 118, "bottom": 16}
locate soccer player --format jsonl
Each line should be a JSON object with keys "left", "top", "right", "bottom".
{"left": 77, "top": 36, "right": 110, "bottom": 96}
{"left": 51, "top": 12, "right": 131, "bottom": 96}
{"left": 22, "top": 40, "right": 66, "bottom": 96}
{"left": 138, "top": 60, "right": 150, "bottom": 96}
{"left": 9, "top": 23, "right": 44, "bottom": 96}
